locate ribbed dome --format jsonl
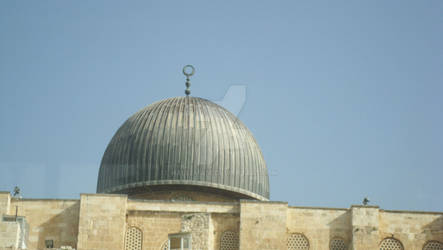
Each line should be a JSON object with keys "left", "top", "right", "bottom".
{"left": 97, "top": 96, "right": 269, "bottom": 200}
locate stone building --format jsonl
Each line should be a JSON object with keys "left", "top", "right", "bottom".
{"left": 1, "top": 68, "right": 442, "bottom": 249}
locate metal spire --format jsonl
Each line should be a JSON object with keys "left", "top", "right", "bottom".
{"left": 183, "top": 65, "right": 195, "bottom": 96}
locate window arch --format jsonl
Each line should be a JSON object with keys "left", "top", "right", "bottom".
{"left": 423, "top": 241, "right": 443, "bottom": 250}
{"left": 330, "top": 237, "right": 347, "bottom": 250}
{"left": 125, "top": 227, "right": 142, "bottom": 250}
{"left": 380, "top": 237, "right": 404, "bottom": 250}
{"left": 220, "top": 231, "right": 239, "bottom": 250}
{"left": 288, "top": 233, "right": 309, "bottom": 250}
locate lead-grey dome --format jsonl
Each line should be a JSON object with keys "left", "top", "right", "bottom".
{"left": 97, "top": 96, "right": 269, "bottom": 200}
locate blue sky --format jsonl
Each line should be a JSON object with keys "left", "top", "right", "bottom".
{"left": 0, "top": 1, "right": 442, "bottom": 211}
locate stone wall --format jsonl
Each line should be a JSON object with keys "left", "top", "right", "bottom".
{"left": 211, "top": 213, "right": 240, "bottom": 250}
{"left": 126, "top": 210, "right": 182, "bottom": 250}
{"left": 351, "top": 205, "right": 380, "bottom": 249}
{"left": 127, "top": 199, "right": 239, "bottom": 214}
{"left": 1, "top": 192, "right": 443, "bottom": 250}
{"left": 76, "top": 194, "right": 127, "bottom": 250}
{"left": 0, "top": 193, "right": 11, "bottom": 216}
{"left": 9, "top": 199, "right": 79, "bottom": 250}
{"left": 0, "top": 218, "right": 20, "bottom": 249}
{"left": 287, "top": 206, "right": 351, "bottom": 250}
{"left": 379, "top": 209, "right": 443, "bottom": 249}
{"left": 124, "top": 198, "right": 443, "bottom": 250}
{"left": 126, "top": 199, "right": 240, "bottom": 250}
{"left": 239, "top": 200, "right": 287, "bottom": 250}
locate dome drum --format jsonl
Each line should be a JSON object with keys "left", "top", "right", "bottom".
{"left": 109, "top": 184, "right": 265, "bottom": 201}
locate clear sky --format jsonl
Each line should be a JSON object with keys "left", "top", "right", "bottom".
{"left": 0, "top": 1, "right": 442, "bottom": 211}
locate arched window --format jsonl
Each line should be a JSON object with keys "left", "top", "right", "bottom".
{"left": 380, "top": 237, "right": 404, "bottom": 250}
{"left": 220, "top": 231, "right": 239, "bottom": 250}
{"left": 423, "top": 241, "right": 443, "bottom": 250}
{"left": 330, "top": 237, "right": 347, "bottom": 250}
{"left": 125, "top": 227, "right": 142, "bottom": 250}
{"left": 288, "top": 233, "right": 309, "bottom": 250}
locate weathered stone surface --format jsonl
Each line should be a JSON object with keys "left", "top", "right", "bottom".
{"left": 351, "top": 205, "right": 380, "bottom": 250}
{"left": 239, "top": 200, "right": 288, "bottom": 250}
{"left": 0, "top": 219, "right": 20, "bottom": 249}
{"left": 128, "top": 210, "right": 181, "bottom": 250}
{"left": 211, "top": 213, "right": 239, "bottom": 250}
{"left": 127, "top": 199, "right": 239, "bottom": 214}
{"left": 0, "top": 193, "right": 11, "bottom": 216}
{"left": 379, "top": 209, "right": 443, "bottom": 249}
{"left": 9, "top": 199, "right": 79, "bottom": 250}
{"left": 76, "top": 194, "right": 127, "bottom": 250}
{"left": 1, "top": 193, "right": 443, "bottom": 250}
{"left": 287, "top": 206, "right": 351, "bottom": 249}
{"left": 181, "top": 213, "right": 211, "bottom": 250}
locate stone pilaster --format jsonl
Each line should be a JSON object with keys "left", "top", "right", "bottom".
{"left": 351, "top": 205, "right": 380, "bottom": 250}
{"left": 239, "top": 200, "right": 287, "bottom": 250}
{"left": 77, "top": 194, "right": 127, "bottom": 250}
{"left": 0, "top": 192, "right": 11, "bottom": 215}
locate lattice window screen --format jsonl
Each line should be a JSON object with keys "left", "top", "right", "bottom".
{"left": 125, "top": 227, "right": 142, "bottom": 250}
{"left": 220, "top": 231, "right": 239, "bottom": 250}
{"left": 380, "top": 238, "right": 403, "bottom": 250}
{"left": 161, "top": 240, "right": 169, "bottom": 250}
{"left": 424, "top": 241, "right": 443, "bottom": 250}
{"left": 288, "top": 233, "right": 309, "bottom": 250}
{"left": 330, "top": 238, "right": 347, "bottom": 250}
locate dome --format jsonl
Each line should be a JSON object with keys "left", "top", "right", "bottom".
{"left": 97, "top": 96, "right": 269, "bottom": 200}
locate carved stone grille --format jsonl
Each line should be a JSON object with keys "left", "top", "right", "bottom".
{"left": 161, "top": 240, "right": 169, "bottom": 250}
{"left": 424, "top": 241, "right": 443, "bottom": 250}
{"left": 288, "top": 233, "right": 309, "bottom": 250}
{"left": 380, "top": 238, "right": 403, "bottom": 250}
{"left": 220, "top": 231, "right": 239, "bottom": 250}
{"left": 330, "top": 238, "right": 347, "bottom": 250}
{"left": 125, "top": 227, "right": 142, "bottom": 250}
{"left": 180, "top": 213, "right": 210, "bottom": 249}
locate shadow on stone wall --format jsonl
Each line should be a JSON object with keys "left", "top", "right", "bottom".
{"left": 36, "top": 202, "right": 80, "bottom": 249}
{"left": 327, "top": 211, "right": 352, "bottom": 246}
{"left": 423, "top": 215, "right": 443, "bottom": 241}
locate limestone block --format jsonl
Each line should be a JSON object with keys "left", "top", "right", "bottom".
{"left": 287, "top": 206, "right": 351, "bottom": 249}
{"left": 0, "top": 193, "right": 11, "bottom": 216}
{"left": 8, "top": 199, "right": 79, "bottom": 250}
{"left": 0, "top": 218, "right": 20, "bottom": 249}
{"left": 211, "top": 213, "right": 240, "bottom": 250}
{"left": 239, "top": 200, "right": 287, "bottom": 250}
{"left": 379, "top": 210, "right": 443, "bottom": 249}
{"left": 127, "top": 210, "right": 182, "bottom": 250}
{"left": 127, "top": 199, "right": 239, "bottom": 214}
{"left": 77, "top": 194, "right": 127, "bottom": 250}
{"left": 350, "top": 205, "right": 380, "bottom": 250}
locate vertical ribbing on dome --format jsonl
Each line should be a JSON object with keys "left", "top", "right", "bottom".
{"left": 97, "top": 96, "right": 269, "bottom": 200}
